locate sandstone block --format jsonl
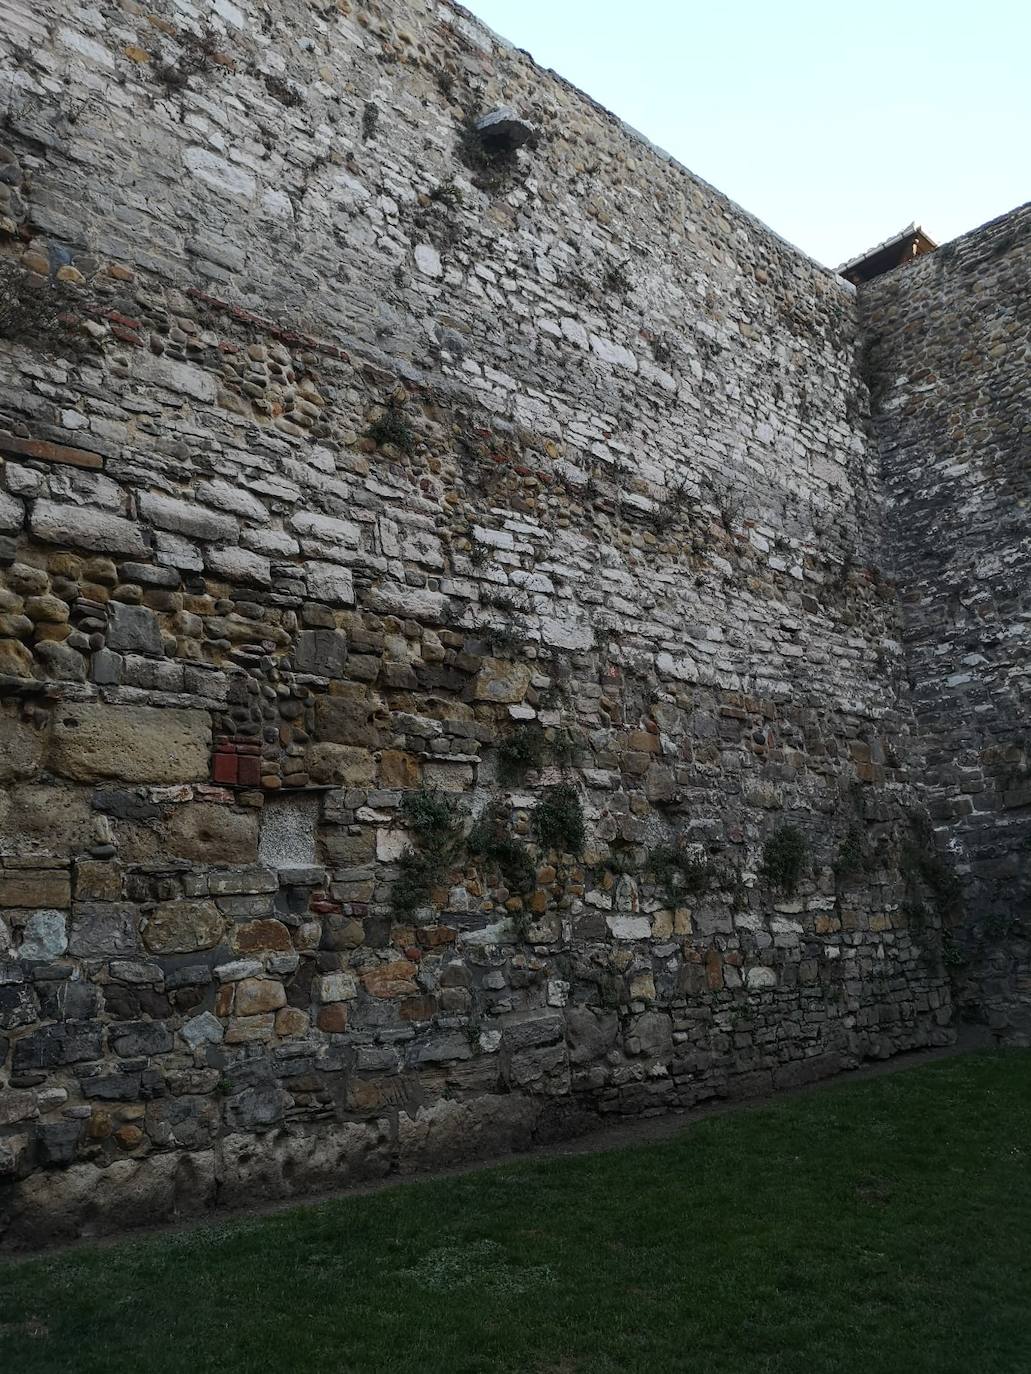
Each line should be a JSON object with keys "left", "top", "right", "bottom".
{"left": 472, "top": 656, "right": 532, "bottom": 703}
{"left": 361, "top": 960, "right": 419, "bottom": 999}
{"left": 164, "top": 803, "right": 258, "bottom": 864}
{"left": 305, "top": 743, "right": 375, "bottom": 786}
{"left": 0, "top": 715, "right": 43, "bottom": 786}
{"left": 143, "top": 900, "right": 223, "bottom": 954}
{"left": 0, "top": 784, "right": 94, "bottom": 856}
{"left": 234, "top": 978, "right": 286, "bottom": 1014}
{"left": 47, "top": 704, "right": 210, "bottom": 783}
{"left": 0, "top": 869, "right": 71, "bottom": 908}
{"left": 0, "top": 637, "right": 34, "bottom": 677}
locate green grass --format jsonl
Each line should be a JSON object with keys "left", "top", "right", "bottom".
{"left": 2, "top": 1051, "right": 1030, "bottom": 1373}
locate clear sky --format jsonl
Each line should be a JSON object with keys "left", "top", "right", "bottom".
{"left": 462, "top": 0, "right": 1030, "bottom": 268}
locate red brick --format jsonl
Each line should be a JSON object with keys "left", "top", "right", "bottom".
{"left": 237, "top": 755, "right": 261, "bottom": 786}
{"left": 0, "top": 433, "right": 102, "bottom": 470}
{"left": 212, "top": 753, "right": 238, "bottom": 784}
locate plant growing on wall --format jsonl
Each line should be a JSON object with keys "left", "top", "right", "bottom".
{"left": 0, "top": 259, "right": 89, "bottom": 356}
{"left": 365, "top": 396, "right": 415, "bottom": 454}
{"left": 532, "top": 784, "right": 585, "bottom": 856}
{"left": 497, "top": 723, "right": 548, "bottom": 785}
{"left": 467, "top": 799, "right": 536, "bottom": 896}
{"left": 391, "top": 790, "right": 464, "bottom": 917}
{"left": 901, "top": 813, "right": 962, "bottom": 922}
{"left": 762, "top": 824, "right": 809, "bottom": 894}
{"left": 647, "top": 839, "right": 712, "bottom": 908}
{"left": 834, "top": 823, "right": 868, "bottom": 880}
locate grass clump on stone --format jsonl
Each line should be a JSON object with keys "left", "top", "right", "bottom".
{"left": 532, "top": 784, "right": 585, "bottom": 856}
{"left": 762, "top": 824, "right": 809, "bottom": 894}
{"left": 391, "top": 790, "right": 463, "bottom": 917}
{"left": 497, "top": 723, "right": 548, "bottom": 785}
{"left": 467, "top": 799, "right": 535, "bottom": 896}
{"left": 648, "top": 840, "right": 712, "bottom": 907}
{"left": 365, "top": 398, "right": 414, "bottom": 454}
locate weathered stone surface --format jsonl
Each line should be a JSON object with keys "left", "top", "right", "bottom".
{"left": 143, "top": 900, "right": 222, "bottom": 954}
{"left": 472, "top": 657, "right": 532, "bottom": 704}
{"left": 105, "top": 602, "right": 163, "bottom": 656}
{"left": 47, "top": 705, "right": 210, "bottom": 783}
{"left": 0, "top": 785, "right": 94, "bottom": 856}
{"left": 0, "top": 868, "right": 70, "bottom": 908}
{"left": 305, "top": 743, "right": 375, "bottom": 786}
{"left": 13, "top": 1021, "right": 103, "bottom": 1071}
{"left": 160, "top": 804, "right": 259, "bottom": 865}
{"left": 139, "top": 492, "right": 238, "bottom": 543}
{"left": 31, "top": 501, "right": 148, "bottom": 556}
{"left": 19, "top": 909, "right": 68, "bottom": 961}
{"left": 293, "top": 629, "right": 348, "bottom": 677}
{"left": 68, "top": 903, "right": 137, "bottom": 957}
{"left": 234, "top": 978, "right": 286, "bottom": 1014}
{"left": 305, "top": 561, "right": 354, "bottom": 605}
{"left": 398, "top": 1094, "right": 539, "bottom": 1172}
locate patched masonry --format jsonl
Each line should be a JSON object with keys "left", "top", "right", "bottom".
{"left": 0, "top": 0, "right": 1024, "bottom": 1247}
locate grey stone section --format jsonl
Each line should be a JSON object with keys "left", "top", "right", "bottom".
{"left": 861, "top": 203, "right": 1031, "bottom": 1045}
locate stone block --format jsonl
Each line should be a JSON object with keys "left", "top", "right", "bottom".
{"left": 205, "top": 545, "right": 272, "bottom": 586}
{"left": 472, "top": 657, "right": 532, "bottom": 703}
{"left": 142, "top": 900, "right": 223, "bottom": 954}
{"left": 0, "top": 785, "right": 94, "bottom": 857}
{"left": 293, "top": 629, "right": 348, "bottom": 677}
{"left": 13, "top": 1021, "right": 103, "bottom": 1072}
{"left": 364, "top": 582, "right": 444, "bottom": 620}
{"left": 289, "top": 510, "right": 360, "bottom": 552}
{"left": 163, "top": 804, "right": 259, "bottom": 864}
{"left": 0, "top": 869, "right": 70, "bottom": 908}
{"left": 105, "top": 602, "right": 163, "bottom": 656}
{"left": 138, "top": 491, "right": 238, "bottom": 544}
{"left": 18, "top": 909, "right": 68, "bottom": 961}
{"left": 68, "top": 901, "right": 138, "bottom": 957}
{"left": 0, "top": 432, "right": 104, "bottom": 470}
{"left": 305, "top": 743, "right": 375, "bottom": 786}
{"left": 234, "top": 978, "right": 286, "bottom": 1014}
{"left": 47, "top": 704, "right": 210, "bottom": 783}
{"left": 397, "top": 1095, "right": 539, "bottom": 1173}
{"left": 305, "top": 561, "right": 354, "bottom": 605}
{"left": 30, "top": 501, "right": 148, "bottom": 556}
{"left": 109, "top": 1020, "right": 173, "bottom": 1057}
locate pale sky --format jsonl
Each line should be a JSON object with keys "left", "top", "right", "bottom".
{"left": 463, "top": 0, "right": 1030, "bottom": 268}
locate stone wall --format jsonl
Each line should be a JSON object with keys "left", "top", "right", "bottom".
{"left": 861, "top": 203, "right": 1031, "bottom": 1043}
{"left": 0, "top": 0, "right": 953, "bottom": 1246}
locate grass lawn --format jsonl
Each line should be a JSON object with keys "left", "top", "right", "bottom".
{"left": 1, "top": 1050, "right": 1029, "bottom": 1374}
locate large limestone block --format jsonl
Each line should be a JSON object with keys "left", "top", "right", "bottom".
{"left": 30, "top": 501, "right": 148, "bottom": 556}
{"left": 48, "top": 704, "right": 210, "bottom": 783}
